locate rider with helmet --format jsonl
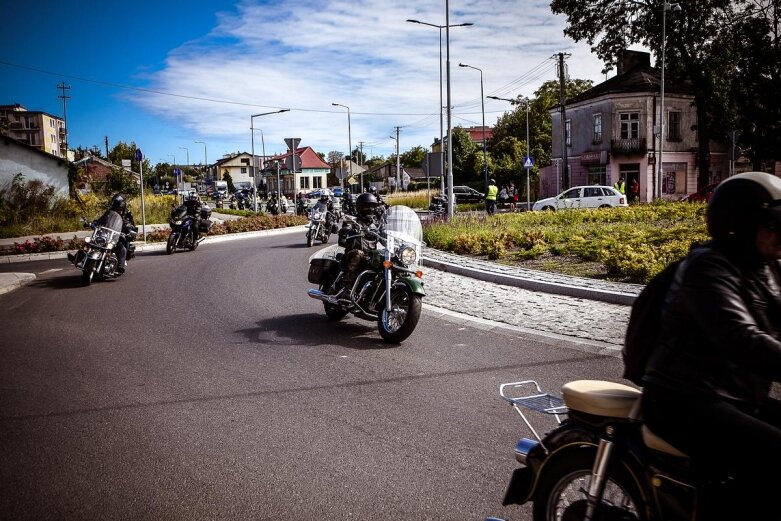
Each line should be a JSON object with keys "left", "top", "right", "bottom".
{"left": 312, "top": 192, "right": 336, "bottom": 230}
{"left": 73, "top": 193, "right": 135, "bottom": 273}
{"left": 367, "top": 186, "right": 388, "bottom": 221}
{"left": 338, "top": 192, "right": 381, "bottom": 286}
{"left": 181, "top": 192, "right": 203, "bottom": 242}
{"left": 641, "top": 171, "right": 781, "bottom": 518}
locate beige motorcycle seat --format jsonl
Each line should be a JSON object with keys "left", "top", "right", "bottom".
{"left": 562, "top": 380, "right": 641, "bottom": 418}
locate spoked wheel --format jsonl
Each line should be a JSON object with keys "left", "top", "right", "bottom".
{"left": 166, "top": 233, "right": 177, "bottom": 254}
{"left": 377, "top": 285, "right": 422, "bottom": 343}
{"left": 306, "top": 229, "right": 314, "bottom": 247}
{"left": 81, "top": 259, "right": 96, "bottom": 286}
{"left": 532, "top": 452, "right": 644, "bottom": 521}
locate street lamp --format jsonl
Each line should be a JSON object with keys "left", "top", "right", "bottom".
{"left": 657, "top": 2, "right": 681, "bottom": 200}
{"left": 251, "top": 109, "right": 290, "bottom": 211}
{"left": 178, "top": 147, "right": 189, "bottom": 202}
{"left": 194, "top": 141, "right": 207, "bottom": 180}
{"left": 459, "top": 63, "right": 488, "bottom": 194}
{"left": 488, "top": 95, "right": 531, "bottom": 210}
{"left": 406, "top": 19, "right": 473, "bottom": 198}
{"left": 331, "top": 103, "right": 352, "bottom": 192}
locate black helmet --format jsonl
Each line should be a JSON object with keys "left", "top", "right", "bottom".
{"left": 110, "top": 194, "right": 126, "bottom": 213}
{"left": 707, "top": 171, "right": 781, "bottom": 248}
{"left": 320, "top": 193, "right": 329, "bottom": 203}
{"left": 368, "top": 186, "right": 378, "bottom": 195}
{"left": 355, "top": 193, "right": 379, "bottom": 217}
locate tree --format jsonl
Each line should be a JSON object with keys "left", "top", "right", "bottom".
{"left": 400, "top": 146, "right": 428, "bottom": 168}
{"left": 449, "top": 127, "right": 478, "bottom": 184}
{"left": 550, "top": 0, "right": 744, "bottom": 189}
{"left": 223, "top": 172, "right": 235, "bottom": 193}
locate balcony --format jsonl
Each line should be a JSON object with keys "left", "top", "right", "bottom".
{"left": 611, "top": 138, "right": 647, "bottom": 156}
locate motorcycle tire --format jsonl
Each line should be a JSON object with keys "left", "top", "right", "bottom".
{"left": 377, "top": 285, "right": 422, "bottom": 343}
{"left": 166, "top": 233, "right": 177, "bottom": 254}
{"left": 81, "top": 259, "right": 96, "bottom": 286}
{"left": 189, "top": 231, "right": 199, "bottom": 251}
{"left": 306, "top": 229, "right": 314, "bottom": 247}
{"left": 532, "top": 451, "right": 644, "bottom": 521}
{"left": 321, "top": 232, "right": 329, "bottom": 244}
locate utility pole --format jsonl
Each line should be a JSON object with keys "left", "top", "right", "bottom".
{"left": 57, "top": 82, "right": 71, "bottom": 157}
{"left": 557, "top": 53, "right": 570, "bottom": 190}
{"left": 104, "top": 136, "right": 109, "bottom": 159}
{"left": 395, "top": 126, "right": 402, "bottom": 192}
{"left": 358, "top": 141, "right": 365, "bottom": 165}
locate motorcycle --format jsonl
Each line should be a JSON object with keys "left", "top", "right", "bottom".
{"left": 306, "top": 205, "right": 425, "bottom": 343}
{"left": 266, "top": 196, "right": 280, "bottom": 215}
{"left": 306, "top": 205, "right": 338, "bottom": 247}
{"left": 166, "top": 206, "right": 211, "bottom": 254}
{"left": 494, "top": 379, "right": 746, "bottom": 521}
{"left": 69, "top": 218, "right": 137, "bottom": 286}
{"left": 428, "top": 195, "right": 449, "bottom": 217}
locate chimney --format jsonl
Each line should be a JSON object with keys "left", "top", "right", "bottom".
{"left": 617, "top": 50, "right": 651, "bottom": 75}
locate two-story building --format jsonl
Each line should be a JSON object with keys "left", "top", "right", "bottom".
{"left": 540, "top": 51, "right": 728, "bottom": 201}
{"left": 263, "top": 146, "right": 331, "bottom": 198}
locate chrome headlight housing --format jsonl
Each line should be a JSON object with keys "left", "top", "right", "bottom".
{"left": 175, "top": 220, "right": 183, "bottom": 225}
{"left": 398, "top": 245, "right": 417, "bottom": 266}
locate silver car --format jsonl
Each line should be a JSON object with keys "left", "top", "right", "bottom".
{"left": 532, "top": 185, "right": 628, "bottom": 211}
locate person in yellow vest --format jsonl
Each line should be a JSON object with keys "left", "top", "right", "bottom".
{"left": 614, "top": 177, "right": 626, "bottom": 194}
{"left": 485, "top": 178, "right": 499, "bottom": 216}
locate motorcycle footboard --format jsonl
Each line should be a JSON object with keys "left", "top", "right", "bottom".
{"left": 502, "top": 467, "right": 534, "bottom": 506}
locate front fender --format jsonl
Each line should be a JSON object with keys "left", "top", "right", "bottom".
{"left": 393, "top": 275, "right": 425, "bottom": 296}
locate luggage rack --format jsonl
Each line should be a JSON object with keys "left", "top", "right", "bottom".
{"left": 499, "top": 380, "right": 568, "bottom": 443}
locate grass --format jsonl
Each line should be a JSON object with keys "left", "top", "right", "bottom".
{"left": 422, "top": 201, "right": 709, "bottom": 284}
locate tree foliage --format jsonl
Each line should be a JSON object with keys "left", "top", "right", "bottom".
{"left": 399, "top": 146, "right": 428, "bottom": 168}
{"left": 450, "top": 127, "right": 478, "bottom": 184}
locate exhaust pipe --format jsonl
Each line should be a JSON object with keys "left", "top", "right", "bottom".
{"left": 307, "top": 289, "right": 339, "bottom": 305}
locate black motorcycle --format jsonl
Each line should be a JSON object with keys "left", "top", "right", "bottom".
{"left": 166, "top": 206, "right": 212, "bottom": 254}
{"left": 69, "top": 218, "right": 137, "bottom": 286}
{"left": 494, "top": 379, "right": 748, "bottom": 521}
{"left": 307, "top": 205, "right": 425, "bottom": 343}
{"left": 428, "top": 195, "right": 449, "bottom": 217}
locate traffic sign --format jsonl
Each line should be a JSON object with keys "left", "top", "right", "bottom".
{"left": 284, "top": 138, "right": 301, "bottom": 151}
{"left": 523, "top": 156, "right": 534, "bottom": 169}
{"left": 134, "top": 149, "right": 143, "bottom": 161}
{"left": 284, "top": 155, "right": 302, "bottom": 172}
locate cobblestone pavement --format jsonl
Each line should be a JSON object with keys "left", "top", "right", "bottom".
{"left": 421, "top": 248, "right": 635, "bottom": 351}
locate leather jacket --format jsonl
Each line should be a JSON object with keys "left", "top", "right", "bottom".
{"left": 644, "top": 243, "right": 781, "bottom": 413}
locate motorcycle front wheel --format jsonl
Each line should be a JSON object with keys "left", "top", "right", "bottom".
{"left": 532, "top": 451, "right": 644, "bottom": 521}
{"left": 377, "top": 285, "right": 422, "bottom": 343}
{"left": 306, "top": 229, "right": 314, "bottom": 247}
{"left": 81, "top": 259, "right": 96, "bottom": 286}
{"left": 189, "top": 230, "right": 199, "bottom": 251}
{"left": 166, "top": 233, "right": 177, "bottom": 254}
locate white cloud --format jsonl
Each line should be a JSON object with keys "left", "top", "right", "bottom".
{"left": 132, "top": 0, "right": 607, "bottom": 159}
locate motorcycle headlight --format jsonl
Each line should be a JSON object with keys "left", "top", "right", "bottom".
{"left": 313, "top": 211, "right": 323, "bottom": 220}
{"left": 398, "top": 246, "right": 417, "bottom": 266}
{"left": 84, "top": 236, "right": 91, "bottom": 243}
{"left": 107, "top": 242, "right": 115, "bottom": 249}
{"left": 175, "top": 220, "right": 183, "bottom": 225}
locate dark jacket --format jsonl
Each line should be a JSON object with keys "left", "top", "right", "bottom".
{"left": 644, "top": 243, "right": 781, "bottom": 413}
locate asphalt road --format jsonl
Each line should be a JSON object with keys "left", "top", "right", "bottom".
{"left": 0, "top": 232, "right": 624, "bottom": 520}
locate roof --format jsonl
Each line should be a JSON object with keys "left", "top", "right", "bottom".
{"left": 269, "top": 146, "right": 330, "bottom": 169}
{"left": 72, "top": 154, "right": 138, "bottom": 182}
{"left": 568, "top": 64, "right": 694, "bottom": 105}
{"left": 2, "top": 135, "right": 70, "bottom": 166}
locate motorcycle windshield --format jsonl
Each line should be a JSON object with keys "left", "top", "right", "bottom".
{"left": 382, "top": 205, "right": 423, "bottom": 265}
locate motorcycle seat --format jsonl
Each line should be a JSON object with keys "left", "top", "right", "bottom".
{"left": 561, "top": 380, "right": 641, "bottom": 419}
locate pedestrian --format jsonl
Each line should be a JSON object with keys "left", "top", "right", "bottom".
{"left": 509, "top": 182, "right": 517, "bottom": 212}
{"left": 629, "top": 178, "right": 639, "bottom": 203}
{"left": 485, "top": 178, "right": 498, "bottom": 216}
{"left": 614, "top": 177, "right": 626, "bottom": 195}
{"left": 498, "top": 185, "right": 508, "bottom": 210}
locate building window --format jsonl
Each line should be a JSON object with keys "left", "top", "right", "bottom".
{"left": 313, "top": 176, "right": 323, "bottom": 189}
{"left": 593, "top": 113, "right": 602, "bottom": 143}
{"left": 240, "top": 167, "right": 247, "bottom": 174}
{"left": 565, "top": 119, "right": 572, "bottom": 147}
{"left": 620, "top": 112, "right": 640, "bottom": 139}
{"left": 240, "top": 158, "right": 250, "bottom": 165}
{"left": 667, "top": 111, "right": 681, "bottom": 141}
{"left": 300, "top": 177, "right": 310, "bottom": 189}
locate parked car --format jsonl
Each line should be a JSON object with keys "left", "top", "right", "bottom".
{"left": 451, "top": 186, "right": 485, "bottom": 203}
{"left": 532, "top": 185, "right": 628, "bottom": 211}
{"left": 331, "top": 187, "right": 344, "bottom": 198}
{"left": 680, "top": 182, "right": 719, "bottom": 203}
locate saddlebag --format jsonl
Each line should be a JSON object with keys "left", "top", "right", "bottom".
{"left": 199, "top": 219, "right": 213, "bottom": 233}
{"left": 200, "top": 207, "right": 212, "bottom": 220}
{"left": 308, "top": 258, "right": 340, "bottom": 284}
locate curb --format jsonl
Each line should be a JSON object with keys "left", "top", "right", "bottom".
{"left": 0, "top": 272, "right": 36, "bottom": 295}
{"left": 423, "top": 257, "right": 638, "bottom": 305}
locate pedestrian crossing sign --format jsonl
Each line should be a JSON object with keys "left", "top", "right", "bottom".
{"left": 523, "top": 156, "right": 534, "bottom": 168}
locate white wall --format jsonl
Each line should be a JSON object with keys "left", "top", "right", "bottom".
{"left": 0, "top": 139, "right": 70, "bottom": 195}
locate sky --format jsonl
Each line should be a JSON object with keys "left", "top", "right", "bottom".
{"left": 1, "top": 0, "right": 613, "bottom": 167}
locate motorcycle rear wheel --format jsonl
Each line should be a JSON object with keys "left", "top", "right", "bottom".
{"left": 81, "top": 259, "right": 96, "bottom": 286}
{"left": 532, "top": 451, "right": 644, "bottom": 521}
{"left": 377, "top": 285, "right": 422, "bottom": 343}
{"left": 166, "top": 233, "right": 177, "bottom": 254}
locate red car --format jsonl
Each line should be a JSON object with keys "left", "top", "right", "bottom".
{"left": 681, "top": 182, "right": 720, "bottom": 202}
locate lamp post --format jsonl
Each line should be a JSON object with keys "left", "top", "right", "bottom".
{"left": 406, "top": 19, "right": 473, "bottom": 198}
{"left": 194, "top": 140, "right": 207, "bottom": 180}
{"left": 178, "top": 147, "right": 189, "bottom": 203}
{"left": 657, "top": 2, "right": 681, "bottom": 200}
{"left": 251, "top": 109, "right": 290, "bottom": 211}
{"left": 488, "top": 95, "right": 531, "bottom": 210}
{"left": 459, "top": 63, "right": 488, "bottom": 194}
{"left": 331, "top": 103, "right": 352, "bottom": 192}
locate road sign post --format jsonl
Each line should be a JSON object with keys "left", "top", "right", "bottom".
{"left": 135, "top": 149, "right": 147, "bottom": 242}
{"left": 524, "top": 156, "right": 534, "bottom": 211}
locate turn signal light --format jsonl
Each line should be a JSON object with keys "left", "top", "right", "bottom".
{"left": 415, "top": 270, "right": 423, "bottom": 278}
{"left": 383, "top": 260, "right": 391, "bottom": 268}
